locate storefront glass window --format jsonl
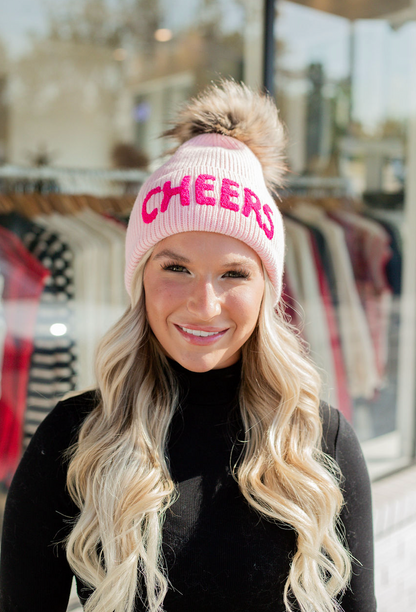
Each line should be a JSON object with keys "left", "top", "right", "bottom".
{"left": 0, "top": 0, "right": 262, "bottom": 169}
{"left": 275, "top": 0, "right": 416, "bottom": 477}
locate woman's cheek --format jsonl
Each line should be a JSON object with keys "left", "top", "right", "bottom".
{"left": 229, "top": 284, "right": 263, "bottom": 311}
{"left": 157, "top": 278, "right": 189, "bottom": 304}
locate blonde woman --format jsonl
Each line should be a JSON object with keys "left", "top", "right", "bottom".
{"left": 0, "top": 81, "right": 376, "bottom": 612}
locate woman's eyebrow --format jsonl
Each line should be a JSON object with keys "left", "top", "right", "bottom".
{"left": 153, "top": 249, "right": 191, "bottom": 263}
{"left": 153, "top": 250, "right": 256, "bottom": 268}
{"left": 224, "top": 259, "right": 253, "bottom": 267}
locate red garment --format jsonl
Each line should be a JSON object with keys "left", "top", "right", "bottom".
{"left": 308, "top": 234, "right": 352, "bottom": 421}
{"left": 0, "top": 226, "right": 49, "bottom": 484}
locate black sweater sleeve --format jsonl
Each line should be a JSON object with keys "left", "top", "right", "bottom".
{"left": 322, "top": 404, "right": 377, "bottom": 612}
{"left": 0, "top": 393, "right": 96, "bottom": 612}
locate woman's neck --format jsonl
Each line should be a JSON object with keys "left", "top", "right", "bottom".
{"left": 167, "top": 358, "right": 242, "bottom": 407}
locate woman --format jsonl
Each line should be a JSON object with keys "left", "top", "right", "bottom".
{"left": 0, "top": 81, "right": 376, "bottom": 612}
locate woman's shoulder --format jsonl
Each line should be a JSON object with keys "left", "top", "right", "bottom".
{"left": 27, "top": 389, "right": 100, "bottom": 457}
{"left": 319, "top": 401, "right": 365, "bottom": 468}
{"left": 45, "top": 388, "right": 99, "bottom": 427}
{"left": 54, "top": 388, "right": 100, "bottom": 417}
{"left": 319, "top": 400, "right": 355, "bottom": 460}
{"left": 319, "top": 400, "right": 340, "bottom": 459}
{"left": 7, "top": 391, "right": 101, "bottom": 512}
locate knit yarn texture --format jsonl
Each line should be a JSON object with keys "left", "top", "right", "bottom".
{"left": 125, "top": 133, "right": 285, "bottom": 303}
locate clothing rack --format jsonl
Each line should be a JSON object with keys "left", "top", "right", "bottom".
{"left": 0, "top": 165, "right": 149, "bottom": 198}
{"left": 282, "top": 176, "right": 353, "bottom": 197}
{"left": 0, "top": 166, "right": 352, "bottom": 197}
{"left": 0, "top": 165, "right": 149, "bottom": 182}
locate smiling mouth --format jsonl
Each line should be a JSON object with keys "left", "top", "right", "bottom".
{"left": 175, "top": 325, "right": 228, "bottom": 338}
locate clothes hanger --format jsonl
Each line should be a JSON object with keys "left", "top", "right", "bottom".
{"left": 7, "top": 193, "right": 45, "bottom": 217}
{"left": 0, "top": 194, "right": 15, "bottom": 213}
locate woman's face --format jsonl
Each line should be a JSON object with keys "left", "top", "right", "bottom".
{"left": 143, "top": 231, "right": 264, "bottom": 372}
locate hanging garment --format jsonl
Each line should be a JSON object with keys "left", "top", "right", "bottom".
{"left": 329, "top": 210, "right": 393, "bottom": 384}
{"left": 308, "top": 234, "right": 352, "bottom": 420}
{"left": 281, "top": 270, "right": 303, "bottom": 332}
{"left": 285, "top": 212, "right": 338, "bottom": 308}
{"left": 291, "top": 203, "right": 378, "bottom": 400}
{"left": 75, "top": 208, "right": 128, "bottom": 324}
{"left": 21, "top": 225, "right": 77, "bottom": 448}
{"left": 36, "top": 214, "right": 103, "bottom": 389}
{"left": 0, "top": 212, "right": 77, "bottom": 448}
{"left": 0, "top": 226, "right": 49, "bottom": 484}
{"left": 36, "top": 212, "right": 128, "bottom": 389}
{"left": 284, "top": 217, "right": 338, "bottom": 410}
{"left": 364, "top": 210, "right": 403, "bottom": 295}
{"left": 283, "top": 225, "right": 302, "bottom": 305}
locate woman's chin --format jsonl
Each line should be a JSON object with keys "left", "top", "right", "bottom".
{"left": 170, "top": 349, "right": 241, "bottom": 372}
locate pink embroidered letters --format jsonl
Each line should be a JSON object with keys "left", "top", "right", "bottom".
{"left": 140, "top": 174, "right": 275, "bottom": 239}
{"left": 142, "top": 186, "right": 162, "bottom": 224}
{"left": 195, "top": 174, "right": 216, "bottom": 206}
{"left": 161, "top": 175, "right": 191, "bottom": 212}
{"left": 220, "top": 178, "right": 240, "bottom": 211}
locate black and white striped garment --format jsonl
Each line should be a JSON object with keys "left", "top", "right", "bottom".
{"left": 22, "top": 225, "right": 77, "bottom": 449}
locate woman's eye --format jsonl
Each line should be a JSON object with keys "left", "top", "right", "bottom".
{"left": 223, "top": 270, "right": 250, "bottom": 279}
{"left": 162, "top": 264, "right": 188, "bottom": 273}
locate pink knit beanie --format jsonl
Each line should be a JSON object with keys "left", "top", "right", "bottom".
{"left": 125, "top": 81, "right": 286, "bottom": 304}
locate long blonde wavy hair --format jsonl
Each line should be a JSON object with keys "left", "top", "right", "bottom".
{"left": 65, "top": 248, "right": 351, "bottom": 612}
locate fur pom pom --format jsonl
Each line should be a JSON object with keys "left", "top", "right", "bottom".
{"left": 163, "top": 80, "right": 286, "bottom": 194}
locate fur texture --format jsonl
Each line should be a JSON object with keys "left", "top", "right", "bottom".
{"left": 163, "top": 80, "right": 287, "bottom": 194}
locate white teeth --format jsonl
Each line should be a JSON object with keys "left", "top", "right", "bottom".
{"left": 179, "top": 326, "right": 221, "bottom": 337}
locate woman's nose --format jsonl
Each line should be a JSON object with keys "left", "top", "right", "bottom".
{"left": 187, "top": 280, "right": 221, "bottom": 320}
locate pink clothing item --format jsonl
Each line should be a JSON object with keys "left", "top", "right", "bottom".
{"left": 125, "top": 133, "right": 285, "bottom": 303}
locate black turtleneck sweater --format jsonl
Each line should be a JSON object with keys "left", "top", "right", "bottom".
{"left": 0, "top": 361, "right": 376, "bottom": 611}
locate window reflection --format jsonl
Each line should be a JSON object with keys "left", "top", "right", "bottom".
{"left": 0, "top": 0, "right": 247, "bottom": 168}
{"left": 276, "top": 1, "right": 412, "bottom": 192}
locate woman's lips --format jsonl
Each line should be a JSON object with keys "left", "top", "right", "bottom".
{"left": 174, "top": 324, "right": 229, "bottom": 345}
